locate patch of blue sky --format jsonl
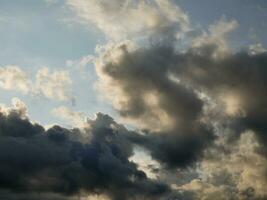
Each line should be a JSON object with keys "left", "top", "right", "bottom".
{"left": 0, "top": 0, "right": 103, "bottom": 67}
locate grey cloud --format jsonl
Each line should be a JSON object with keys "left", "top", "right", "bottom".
{"left": 169, "top": 46, "right": 267, "bottom": 143}
{"left": 3, "top": 0, "right": 267, "bottom": 199}
{"left": 96, "top": 43, "right": 215, "bottom": 169}
{"left": 96, "top": 39, "right": 267, "bottom": 151}
{"left": 0, "top": 110, "right": 169, "bottom": 200}
{"left": 94, "top": 29, "right": 267, "bottom": 199}
{"left": 180, "top": 131, "right": 267, "bottom": 200}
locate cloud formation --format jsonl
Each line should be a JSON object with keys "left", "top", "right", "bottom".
{"left": 93, "top": 31, "right": 267, "bottom": 197}
{"left": 0, "top": 65, "right": 30, "bottom": 94}
{"left": 0, "top": 65, "right": 73, "bottom": 101}
{"left": 0, "top": 103, "right": 169, "bottom": 200}
{"left": 94, "top": 41, "right": 215, "bottom": 169}
{"left": 34, "top": 67, "right": 72, "bottom": 101}
{"left": 2, "top": 0, "right": 267, "bottom": 199}
{"left": 88, "top": 3, "right": 267, "bottom": 199}
{"left": 67, "top": 0, "right": 190, "bottom": 40}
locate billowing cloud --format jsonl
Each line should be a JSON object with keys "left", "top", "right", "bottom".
{"left": 0, "top": 103, "right": 169, "bottom": 200}
{"left": 94, "top": 41, "right": 215, "bottom": 169}
{"left": 179, "top": 131, "right": 267, "bottom": 200}
{"left": 84, "top": 1, "right": 267, "bottom": 197}
{"left": 167, "top": 45, "right": 267, "bottom": 144}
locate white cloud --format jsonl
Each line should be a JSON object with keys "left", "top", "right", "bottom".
{"left": 0, "top": 97, "right": 28, "bottom": 118}
{"left": 67, "top": 0, "right": 190, "bottom": 40}
{"left": 51, "top": 106, "right": 87, "bottom": 128}
{"left": 249, "top": 43, "right": 267, "bottom": 55}
{"left": 0, "top": 65, "right": 73, "bottom": 101}
{"left": 191, "top": 17, "right": 238, "bottom": 58}
{"left": 65, "top": 55, "right": 94, "bottom": 77}
{"left": 0, "top": 65, "right": 31, "bottom": 94}
{"left": 34, "top": 67, "right": 72, "bottom": 101}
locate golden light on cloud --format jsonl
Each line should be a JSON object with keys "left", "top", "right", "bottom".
{"left": 221, "top": 92, "right": 245, "bottom": 117}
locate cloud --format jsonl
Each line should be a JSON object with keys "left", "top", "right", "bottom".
{"left": 51, "top": 106, "right": 87, "bottom": 128}
{"left": 249, "top": 43, "right": 267, "bottom": 55}
{"left": 34, "top": 67, "right": 72, "bottom": 101}
{"left": 0, "top": 65, "right": 73, "bottom": 101}
{"left": 67, "top": 0, "right": 190, "bottom": 40}
{"left": 167, "top": 45, "right": 267, "bottom": 147}
{"left": 2, "top": 1, "right": 267, "bottom": 199}
{"left": 0, "top": 65, "right": 31, "bottom": 94}
{"left": 66, "top": 55, "right": 94, "bottom": 71}
{"left": 191, "top": 17, "right": 238, "bottom": 58}
{"left": 179, "top": 131, "right": 267, "bottom": 200}
{"left": 0, "top": 101, "right": 170, "bottom": 200}
{"left": 0, "top": 97, "right": 28, "bottom": 118}
{"left": 86, "top": 1, "right": 267, "bottom": 196}
{"left": 95, "top": 41, "right": 215, "bottom": 169}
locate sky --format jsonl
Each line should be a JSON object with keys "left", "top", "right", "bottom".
{"left": 0, "top": 0, "right": 267, "bottom": 200}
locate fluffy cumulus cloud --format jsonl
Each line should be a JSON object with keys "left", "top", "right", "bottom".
{"left": 1, "top": 0, "right": 267, "bottom": 199}
{"left": 0, "top": 65, "right": 73, "bottom": 101}
{"left": 0, "top": 65, "right": 31, "bottom": 94}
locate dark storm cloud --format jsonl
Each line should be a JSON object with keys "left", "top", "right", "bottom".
{"left": 169, "top": 45, "right": 267, "bottom": 143}
{"left": 0, "top": 110, "right": 169, "bottom": 200}
{"left": 98, "top": 41, "right": 267, "bottom": 146}
{"left": 96, "top": 40, "right": 267, "bottom": 199}
{"left": 97, "top": 43, "right": 215, "bottom": 168}
{"left": 102, "top": 45, "right": 202, "bottom": 122}
{"left": 127, "top": 124, "right": 214, "bottom": 169}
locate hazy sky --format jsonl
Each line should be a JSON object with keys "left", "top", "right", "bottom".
{"left": 0, "top": 1, "right": 267, "bottom": 200}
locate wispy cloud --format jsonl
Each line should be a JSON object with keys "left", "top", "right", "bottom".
{"left": 67, "top": 0, "right": 190, "bottom": 40}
